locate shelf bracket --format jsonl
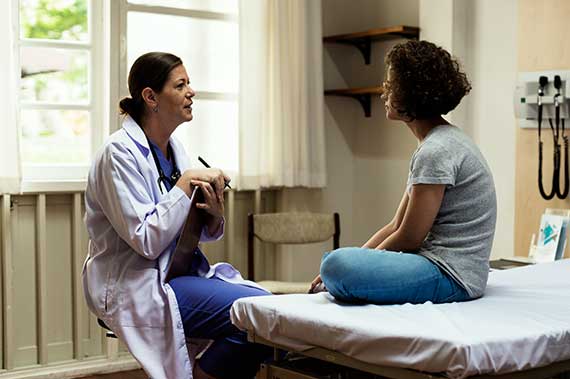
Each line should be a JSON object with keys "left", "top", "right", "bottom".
{"left": 324, "top": 87, "right": 381, "bottom": 117}
{"left": 338, "top": 38, "right": 372, "bottom": 65}
{"left": 329, "top": 93, "right": 371, "bottom": 117}
{"left": 354, "top": 94, "right": 372, "bottom": 117}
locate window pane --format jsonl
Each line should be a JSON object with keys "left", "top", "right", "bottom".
{"left": 20, "top": 109, "right": 90, "bottom": 165}
{"left": 20, "top": 0, "right": 89, "bottom": 42}
{"left": 173, "top": 100, "right": 238, "bottom": 175}
{"left": 128, "top": 0, "right": 237, "bottom": 14}
{"left": 20, "top": 47, "right": 89, "bottom": 103}
{"left": 128, "top": 12, "right": 238, "bottom": 93}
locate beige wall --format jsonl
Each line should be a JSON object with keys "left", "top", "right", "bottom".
{"left": 515, "top": 0, "right": 570, "bottom": 258}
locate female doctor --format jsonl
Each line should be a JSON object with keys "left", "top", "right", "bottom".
{"left": 82, "top": 52, "right": 270, "bottom": 379}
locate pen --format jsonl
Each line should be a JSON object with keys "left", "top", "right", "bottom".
{"left": 198, "top": 156, "right": 232, "bottom": 189}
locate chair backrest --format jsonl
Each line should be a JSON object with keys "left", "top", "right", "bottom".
{"left": 247, "top": 212, "right": 340, "bottom": 281}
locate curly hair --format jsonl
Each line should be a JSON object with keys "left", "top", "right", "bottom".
{"left": 383, "top": 40, "right": 471, "bottom": 120}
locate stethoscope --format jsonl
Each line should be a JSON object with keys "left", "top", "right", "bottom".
{"left": 537, "top": 75, "right": 568, "bottom": 200}
{"left": 145, "top": 134, "right": 181, "bottom": 194}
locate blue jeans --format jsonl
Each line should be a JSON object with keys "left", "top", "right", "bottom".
{"left": 320, "top": 247, "right": 471, "bottom": 305}
{"left": 169, "top": 276, "right": 271, "bottom": 379}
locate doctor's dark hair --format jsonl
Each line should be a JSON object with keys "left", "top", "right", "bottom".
{"left": 119, "top": 52, "right": 183, "bottom": 124}
{"left": 383, "top": 40, "right": 471, "bottom": 120}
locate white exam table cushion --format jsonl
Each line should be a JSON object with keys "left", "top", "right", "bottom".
{"left": 230, "top": 259, "right": 570, "bottom": 379}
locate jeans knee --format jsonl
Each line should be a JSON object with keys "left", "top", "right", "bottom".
{"left": 320, "top": 248, "right": 361, "bottom": 300}
{"left": 320, "top": 249, "right": 345, "bottom": 282}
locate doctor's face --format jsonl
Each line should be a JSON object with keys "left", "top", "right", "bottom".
{"left": 156, "top": 64, "right": 196, "bottom": 125}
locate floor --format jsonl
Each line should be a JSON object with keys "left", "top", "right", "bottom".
{"left": 80, "top": 370, "right": 147, "bottom": 379}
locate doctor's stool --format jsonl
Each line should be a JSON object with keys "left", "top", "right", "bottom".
{"left": 247, "top": 212, "right": 340, "bottom": 294}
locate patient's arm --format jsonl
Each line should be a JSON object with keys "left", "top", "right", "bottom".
{"left": 377, "top": 184, "right": 444, "bottom": 252}
{"left": 362, "top": 191, "right": 409, "bottom": 248}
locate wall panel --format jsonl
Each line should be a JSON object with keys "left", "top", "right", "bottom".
{"left": 45, "top": 196, "right": 74, "bottom": 362}
{"left": 12, "top": 196, "right": 38, "bottom": 367}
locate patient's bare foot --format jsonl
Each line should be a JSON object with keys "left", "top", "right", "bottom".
{"left": 309, "top": 282, "right": 327, "bottom": 294}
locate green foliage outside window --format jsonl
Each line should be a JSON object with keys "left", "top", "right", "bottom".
{"left": 20, "top": 0, "right": 87, "bottom": 41}
{"left": 19, "top": 0, "right": 91, "bottom": 166}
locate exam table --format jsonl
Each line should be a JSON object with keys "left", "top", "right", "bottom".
{"left": 231, "top": 259, "right": 570, "bottom": 379}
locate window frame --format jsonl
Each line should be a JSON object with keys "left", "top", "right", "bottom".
{"left": 15, "top": 0, "right": 106, "bottom": 192}
{"left": 16, "top": 0, "right": 240, "bottom": 193}
{"left": 119, "top": 1, "right": 239, "bottom": 127}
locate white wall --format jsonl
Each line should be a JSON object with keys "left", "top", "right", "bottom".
{"left": 419, "top": 0, "right": 518, "bottom": 259}
{"left": 463, "top": 0, "right": 517, "bottom": 259}
{"left": 440, "top": 0, "right": 518, "bottom": 259}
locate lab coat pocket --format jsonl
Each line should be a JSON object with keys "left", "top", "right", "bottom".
{"left": 117, "top": 268, "right": 166, "bottom": 327}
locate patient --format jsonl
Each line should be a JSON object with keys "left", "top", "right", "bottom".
{"left": 311, "top": 40, "right": 497, "bottom": 305}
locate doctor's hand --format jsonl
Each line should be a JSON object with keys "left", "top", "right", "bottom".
{"left": 176, "top": 168, "right": 230, "bottom": 202}
{"left": 190, "top": 180, "right": 224, "bottom": 218}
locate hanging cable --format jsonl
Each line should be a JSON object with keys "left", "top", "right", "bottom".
{"left": 537, "top": 76, "right": 556, "bottom": 200}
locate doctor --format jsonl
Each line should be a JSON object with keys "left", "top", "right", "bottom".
{"left": 82, "top": 52, "right": 270, "bottom": 379}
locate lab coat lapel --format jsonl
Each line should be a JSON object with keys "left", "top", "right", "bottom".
{"left": 121, "top": 115, "right": 171, "bottom": 201}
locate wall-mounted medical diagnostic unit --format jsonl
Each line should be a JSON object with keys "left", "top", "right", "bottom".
{"left": 515, "top": 71, "right": 570, "bottom": 200}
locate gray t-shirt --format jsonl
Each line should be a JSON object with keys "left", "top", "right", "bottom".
{"left": 406, "top": 124, "right": 497, "bottom": 298}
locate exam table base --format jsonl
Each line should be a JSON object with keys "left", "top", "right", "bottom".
{"left": 250, "top": 333, "right": 570, "bottom": 379}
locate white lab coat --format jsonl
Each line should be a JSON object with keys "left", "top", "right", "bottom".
{"left": 82, "top": 116, "right": 258, "bottom": 379}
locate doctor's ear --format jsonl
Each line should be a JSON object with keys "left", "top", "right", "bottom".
{"left": 141, "top": 87, "right": 158, "bottom": 109}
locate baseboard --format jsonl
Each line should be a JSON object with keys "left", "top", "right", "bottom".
{"left": 0, "top": 356, "right": 141, "bottom": 379}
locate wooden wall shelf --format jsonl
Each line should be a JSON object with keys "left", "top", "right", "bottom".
{"left": 323, "top": 25, "right": 419, "bottom": 64}
{"left": 324, "top": 86, "right": 383, "bottom": 117}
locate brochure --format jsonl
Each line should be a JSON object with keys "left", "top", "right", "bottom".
{"left": 532, "top": 213, "right": 567, "bottom": 263}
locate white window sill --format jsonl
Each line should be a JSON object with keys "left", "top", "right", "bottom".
{"left": 20, "top": 180, "right": 87, "bottom": 194}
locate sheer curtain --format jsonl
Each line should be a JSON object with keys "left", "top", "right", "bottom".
{"left": 237, "top": 0, "right": 326, "bottom": 190}
{"left": 0, "top": 1, "right": 22, "bottom": 193}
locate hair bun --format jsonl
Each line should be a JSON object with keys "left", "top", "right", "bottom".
{"left": 119, "top": 97, "right": 134, "bottom": 115}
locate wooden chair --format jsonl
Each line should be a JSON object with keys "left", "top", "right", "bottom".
{"left": 247, "top": 212, "right": 340, "bottom": 294}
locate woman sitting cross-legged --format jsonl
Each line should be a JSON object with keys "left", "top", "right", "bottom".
{"left": 311, "top": 40, "right": 497, "bottom": 305}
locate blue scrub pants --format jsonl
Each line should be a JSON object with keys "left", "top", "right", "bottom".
{"left": 320, "top": 247, "right": 471, "bottom": 305}
{"left": 169, "top": 276, "right": 271, "bottom": 379}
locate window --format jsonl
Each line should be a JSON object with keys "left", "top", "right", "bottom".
{"left": 17, "top": 0, "right": 104, "bottom": 182}
{"left": 14, "top": 0, "right": 238, "bottom": 184}
{"left": 122, "top": 0, "right": 239, "bottom": 176}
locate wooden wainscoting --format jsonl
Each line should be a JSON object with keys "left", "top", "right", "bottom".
{"left": 80, "top": 369, "right": 146, "bottom": 379}
{"left": 0, "top": 189, "right": 276, "bottom": 378}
